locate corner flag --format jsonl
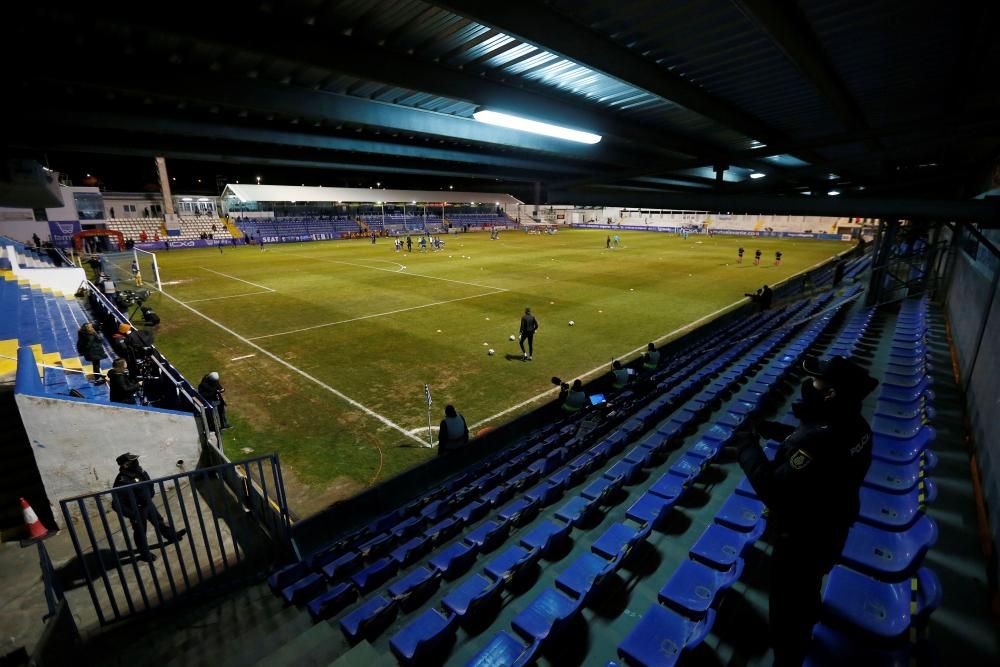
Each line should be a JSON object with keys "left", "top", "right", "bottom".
{"left": 424, "top": 384, "right": 432, "bottom": 407}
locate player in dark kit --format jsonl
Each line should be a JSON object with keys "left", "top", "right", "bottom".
{"left": 775, "top": 250, "right": 783, "bottom": 266}
{"left": 737, "top": 246, "right": 745, "bottom": 264}
{"left": 754, "top": 249, "right": 762, "bottom": 265}
{"left": 519, "top": 307, "right": 539, "bottom": 361}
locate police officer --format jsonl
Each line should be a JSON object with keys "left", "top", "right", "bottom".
{"left": 112, "top": 453, "right": 186, "bottom": 562}
{"left": 642, "top": 342, "right": 660, "bottom": 372}
{"left": 733, "top": 356, "right": 878, "bottom": 666}
{"left": 438, "top": 404, "right": 469, "bottom": 456}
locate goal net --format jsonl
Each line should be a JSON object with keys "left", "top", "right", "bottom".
{"left": 100, "top": 249, "right": 162, "bottom": 291}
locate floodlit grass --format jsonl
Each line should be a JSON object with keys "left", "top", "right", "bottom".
{"left": 142, "top": 229, "right": 846, "bottom": 514}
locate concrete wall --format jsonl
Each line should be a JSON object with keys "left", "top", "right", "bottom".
{"left": 14, "top": 393, "right": 202, "bottom": 525}
{"left": 0, "top": 209, "right": 46, "bottom": 243}
{"left": 944, "top": 239, "right": 1000, "bottom": 581}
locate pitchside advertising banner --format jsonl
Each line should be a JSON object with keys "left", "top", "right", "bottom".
{"left": 47, "top": 220, "right": 81, "bottom": 247}
{"left": 569, "top": 224, "right": 846, "bottom": 240}
{"left": 133, "top": 232, "right": 346, "bottom": 251}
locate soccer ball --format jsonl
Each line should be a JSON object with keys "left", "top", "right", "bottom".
{"left": 568, "top": 320, "right": 575, "bottom": 326}
{"left": 488, "top": 348, "right": 495, "bottom": 356}
{"left": 509, "top": 334, "right": 515, "bottom": 341}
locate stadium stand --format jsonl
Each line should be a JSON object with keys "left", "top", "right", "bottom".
{"left": 106, "top": 218, "right": 166, "bottom": 242}
{"left": 235, "top": 216, "right": 360, "bottom": 239}
{"left": 1, "top": 235, "right": 59, "bottom": 268}
{"left": 244, "top": 273, "right": 951, "bottom": 666}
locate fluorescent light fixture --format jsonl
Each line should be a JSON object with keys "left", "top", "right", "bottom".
{"left": 827, "top": 189, "right": 841, "bottom": 196}
{"left": 749, "top": 172, "right": 766, "bottom": 179}
{"left": 412, "top": 200, "right": 416, "bottom": 204}
{"left": 473, "top": 109, "right": 601, "bottom": 144}
{"left": 181, "top": 197, "right": 192, "bottom": 201}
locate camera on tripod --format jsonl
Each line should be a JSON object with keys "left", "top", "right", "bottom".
{"left": 115, "top": 289, "right": 150, "bottom": 309}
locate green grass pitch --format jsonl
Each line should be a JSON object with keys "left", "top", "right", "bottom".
{"left": 138, "top": 229, "right": 846, "bottom": 514}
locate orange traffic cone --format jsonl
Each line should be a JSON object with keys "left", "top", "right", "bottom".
{"left": 20, "top": 498, "right": 48, "bottom": 540}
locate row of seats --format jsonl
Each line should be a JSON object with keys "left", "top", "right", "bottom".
{"left": 0, "top": 272, "right": 109, "bottom": 401}
{"left": 265, "top": 284, "right": 859, "bottom": 664}
{"left": 105, "top": 218, "right": 165, "bottom": 242}
{"left": 236, "top": 217, "right": 359, "bottom": 238}
{"left": 444, "top": 214, "right": 513, "bottom": 227}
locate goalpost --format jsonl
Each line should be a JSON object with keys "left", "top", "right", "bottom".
{"left": 100, "top": 248, "right": 162, "bottom": 291}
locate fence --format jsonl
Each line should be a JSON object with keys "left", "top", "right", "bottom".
{"left": 59, "top": 454, "right": 291, "bottom": 626}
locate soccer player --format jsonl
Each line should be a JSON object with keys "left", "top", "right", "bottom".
{"left": 519, "top": 307, "right": 539, "bottom": 361}
{"left": 130, "top": 258, "right": 143, "bottom": 287}
{"left": 406, "top": 235, "right": 412, "bottom": 252}
{"left": 737, "top": 246, "right": 745, "bottom": 264}
{"left": 775, "top": 250, "right": 783, "bottom": 266}
{"left": 754, "top": 249, "right": 762, "bottom": 265}
{"left": 606, "top": 235, "right": 611, "bottom": 249}
{"left": 613, "top": 233, "right": 621, "bottom": 248}
{"left": 259, "top": 236, "right": 265, "bottom": 252}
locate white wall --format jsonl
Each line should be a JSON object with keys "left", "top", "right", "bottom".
{"left": 14, "top": 393, "right": 203, "bottom": 525}
{"left": 0, "top": 208, "right": 46, "bottom": 243}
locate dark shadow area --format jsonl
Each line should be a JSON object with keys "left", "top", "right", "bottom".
{"left": 540, "top": 614, "right": 590, "bottom": 666}
{"left": 713, "top": 592, "right": 770, "bottom": 658}
{"left": 620, "top": 541, "right": 661, "bottom": 577}
{"left": 655, "top": 509, "right": 693, "bottom": 535}
{"left": 677, "top": 487, "right": 711, "bottom": 509}
{"left": 698, "top": 465, "right": 728, "bottom": 485}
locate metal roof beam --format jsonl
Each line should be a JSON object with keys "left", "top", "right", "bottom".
{"left": 730, "top": 0, "right": 880, "bottom": 151}
{"left": 21, "top": 111, "right": 593, "bottom": 176}
{"left": 432, "top": 0, "right": 821, "bottom": 162}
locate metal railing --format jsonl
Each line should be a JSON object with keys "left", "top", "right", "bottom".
{"left": 59, "top": 454, "right": 291, "bottom": 626}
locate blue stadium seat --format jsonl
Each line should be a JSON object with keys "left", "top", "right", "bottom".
{"left": 667, "top": 454, "right": 704, "bottom": 482}
{"left": 591, "top": 522, "right": 651, "bottom": 562}
{"left": 350, "top": 557, "right": 398, "bottom": 593}
{"left": 524, "top": 481, "right": 564, "bottom": 507}
{"left": 582, "top": 476, "right": 622, "bottom": 504}
{"left": 649, "top": 473, "right": 685, "bottom": 501}
{"left": 605, "top": 458, "right": 643, "bottom": 485}
{"left": 714, "top": 494, "right": 766, "bottom": 533}
{"left": 429, "top": 541, "right": 478, "bottom": 579}
{"left": 617, "top": 603, "right": 714, "bottom": 667}
{"left": 821, "top": 565, "right": 941, "bottom": 639}
{"left": 321, "top": 550, "right": 362, "bottom": 580}
{"left": 391, "top": 535, "right": 432, "bottom": 567}
{"left": 685, "top": 439, "right": 721, "bottom": 461}
{"left": 388, "top": 565, "right": 440, "bottom": 607}
{"left": 511, "top": 587, "right": 582, "bottom": 645}
{"left": 281, "top": 572, "right": 326, "bottom": 605}
{"left": 858, "top": 481, "right": 936, "bottom": 531}
{"left": 864, "top": 456, "right": 929, "bottom": 494}
{"left": 442, "top": 572, "right": 503, "bottom": 620}
{"left": 464, "top": 520, "right": 510, "bottom": 553}
{"left": 485, "top": 545, "right": 539, "bottom": 584}
{"left": 804, "top": 623, "right": 910, "bottom": 667}
{"left": 425, "top": 516, "right": 463, "bottom": 545}
{"left": 872, "top": 426, "right": 935, "bottom": 464}
{"left": 358, "top": 533, "right": 392, "bottom": 559}
{"left": 519, "top": 519, "right": 571, "bottom": 558}
{"left": 555, "top": 495, "right": 599, "bottom": 527}
{"left": 306, "top": 582, "right": 356, "bottom": 620}
{"left": 555, "top": 553, "right": 617, "bottom": 604}
{"left": 497, "top": 496, "right": 541, "bottom": 527}
{"left": 840, "top": 515, "right": 938, "bottom": 581}
{"left": 625, "top": 491, "right": 676, "bottom": 526}
{"left": 268, "top": 560, "right": 309, "bottom": 592}
{"left": 690, "top": 523, "right": 763, "bottom": 571}
{"left": 658, "top": 559, "right": 743, "bottom": 617}
{"left": 389, "top": 608, "right": 458, "bottom": 665}
{"left": 340, "top": 594, "right": 398, "bottom": 643}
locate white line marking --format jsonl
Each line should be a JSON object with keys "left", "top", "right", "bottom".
{"left": 200, "top": 267, "right": 276, "bottom": 292}
{"left": 276, "top": 250, "right": 508, "bottom": 292}
{"left": 230, "top": 354, "right": 256, "bottom": 361}
{"left": 247, "top": 290, "right": 504, "bottom": 340}
{"left": 184, "top": 291, "right": 276, "bottom": 304}
{"left": 468, "top": 297, "right": 748, "bottom": 430}
{"left": 154, "top": 288, "right": 425, "bottom": 447}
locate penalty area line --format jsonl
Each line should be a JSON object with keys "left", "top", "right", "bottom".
{"left": 183, "top": 291, "right": 276, "bottom": 304}
{"left": 154, "top": 288, "right": 425, "bottom": 453}
{"left": 248, "top": 289, "right": 505, "bottom": 340}
{"left": 200, "top": 267, "right": 276, "bottom": 292}
{"left": 468, "top": 297, "right": 747, "bottom": 430}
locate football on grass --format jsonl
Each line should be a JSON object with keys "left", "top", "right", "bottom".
{"left": 488, "top": 348, "right": 495, "bottom": 356}
{"left": 509, "top": 334, "right": 515, "bottom": 341}
{"left": 568, "top": 320, "right": 575, "bottom": 326}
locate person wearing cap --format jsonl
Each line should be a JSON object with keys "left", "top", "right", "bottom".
{"left": 198, "top": 371, "right": 230, "bottom": 430}
{"left": 112, "top": 453, "right": 186, "bottom": 563}
{"left": 108, "top": 358, "right": 140, "bottom": 404}
{"left": 733, "top": 356, "right": 878, "bottom": 667}
{"left": 438, "top": 404, "right": 469, "bottom": 456}
{"left": 519, "top": 307, "right": 539, "bottom": 361}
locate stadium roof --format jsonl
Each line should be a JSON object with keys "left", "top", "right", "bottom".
{"left": 4, "top": 1, "right": 1000, "bottom": 211}
{"left": 221, "top": 184, "right": 522, "bottom": 205}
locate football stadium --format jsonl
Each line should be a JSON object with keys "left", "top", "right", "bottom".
{"left": 1, "top": 2, "right": 999, "bottom": 666}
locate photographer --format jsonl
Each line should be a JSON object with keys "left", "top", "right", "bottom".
{"left": 744, "top": 284, "right": 773, "bottom": 311}
{"left": 108, "top": 358, "right": 141, "bottom": 404}
{"left": 198, "top": 372, "right": 231, "bottom": 431}
{"left": 115, "top": 323, "right": 155, "bottom": 377}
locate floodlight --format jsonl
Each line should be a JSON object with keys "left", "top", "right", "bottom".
{"left": 473, "top": 109, "right": 601, "bottom": 144}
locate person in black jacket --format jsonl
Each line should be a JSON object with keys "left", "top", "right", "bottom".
{"left": 198, "top": 372, "right": 230, "bottom": 430}
{"left": 733, "top": 356, "right": 878, "bottom": 667}
{"left": 519, "top": 307, "right": 539, "bottom": 361}
{"left": 76, "top": 322, "right": 107, "bottom": 381}
{"left": 438, "top": 404, "right": 469, "bottom": 456}
{"left": 108, "top": 358, "right": 140, "bottom": 404}
{"left": 112, "top": 453, "right": 185, "bottom": 562}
